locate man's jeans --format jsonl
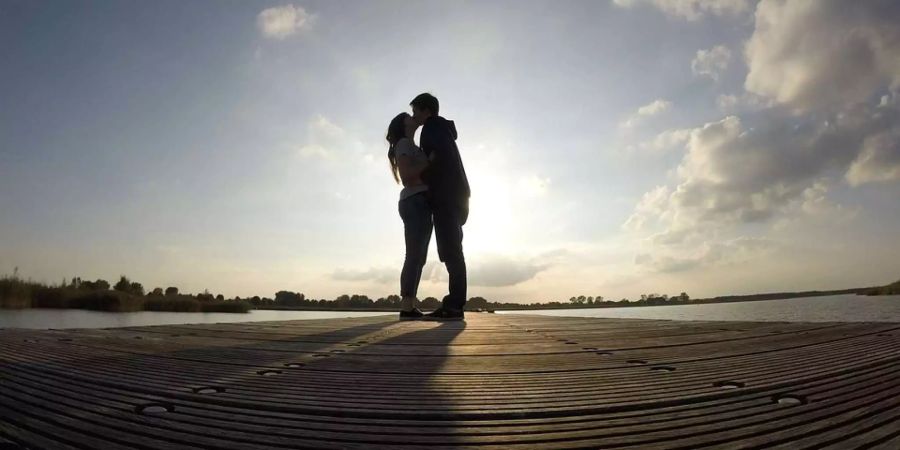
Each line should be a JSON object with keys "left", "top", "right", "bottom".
{"left": 431, "top": 200, "right": 467, "bottom": 311}
{"left": 399, "top": 192, "right": 432, "bottom": 298}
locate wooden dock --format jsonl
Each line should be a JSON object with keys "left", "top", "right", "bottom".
{"left": 1, "top": 313, "right": 900, "bottom": 449}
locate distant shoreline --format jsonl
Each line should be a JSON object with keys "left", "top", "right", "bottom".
{"left": 255, "top": 288, "right": 879, "bottom": 312}
{"left": 4, "top": 276, "right": 895, "bottom": 314}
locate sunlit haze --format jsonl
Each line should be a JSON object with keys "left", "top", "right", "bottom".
{"left": 2, "top": 0, "right": 899, "bottom": 302}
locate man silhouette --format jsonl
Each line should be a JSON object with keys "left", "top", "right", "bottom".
{"left": 410, "top": 93, "right": 470, "bottom": 321}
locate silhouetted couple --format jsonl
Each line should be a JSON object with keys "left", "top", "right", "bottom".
{"left": 386, "top": 93, "right": 470, "bottom": 321}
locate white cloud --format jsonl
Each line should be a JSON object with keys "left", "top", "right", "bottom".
{"left": 666, "top": 114, "right": 855, "bottom": 226}
{"left": 257, "top": 4, "right": 310, "bottom": 40}
{"left": 331, "top": 266, "right": 396, "bottom": 284}
{"left": 334, "top": 250, "right": 565, "bottom": 289}
{"left": 612, "top": 0, "right": 751, "bottom": 21}
{"left": 630, "top": 127, "right": 692, "bottom": 154}
{"left": 770, "top": 180, "right": 859, "bottom": 231}
{"left": 691, "top": 45, "right": 731, "bottom": 81}
{"left": 635, "top": 112, "right": 853, "bottom": 230}
{"left": 844, "top": 91, "right": 900, "bottom": 186}
{"left": 744, "top": 0, "right": 900, "bottom": 112}
{"left": 846, "top": 127, "right": 900, "bottom": 186}
{"left": 623, "top": 185, "right": 671, "bottom": 231}
{"left": 637, "top": 99, "right": 672, "bottom": 116}
{"left": 625, "top": 102, "right": 899, "bottom": 270}
{"left": 635, "top": 245, "right": 717, "bottom": 273}
{"left": 295, "top": 115, "right": 353, "bottom": 161}
{"left": 716, "top": 94, "right": 739, "bottom": 111}
{"left": 798, "top": 180, "right": 855, "bottom": 219}
{"left": 715, "top": 92, "right": 771, "bottom": 113}
{"left": 297, "top": 145, "right": 330, "bottom": 159}
{"left": 467, "top": 256, "right": 550, "bottom": 287}
{"left": 423, "top": 251, "right": 566, "bottom": 287}
{"left": 620, "top": 99, "right": 672, "bottom": 129}
{"left": 635, "top": 236, "right": 775, "bottom": 273}
{"left": 624, "top": 1, "right": 900, "bottom": 274}
{"left": 309, "top": 115, "right": 343, "bottom": 137}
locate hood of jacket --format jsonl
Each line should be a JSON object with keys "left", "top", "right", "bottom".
{"left": 428, "top": 116, "right": 457, "bottom": 140}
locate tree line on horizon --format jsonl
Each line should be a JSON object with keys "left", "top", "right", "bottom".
{"left": 3, "top": 267, "right": 895, "bottom": 312}
{"left": 249, "top": 286, "right": 886, "bottom": 310}
{"left": 254, "top": 291, "right": 693, "bottom": 311}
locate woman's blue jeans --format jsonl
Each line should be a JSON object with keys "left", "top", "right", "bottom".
{"left": 399, "top": 192, "right": 433, "bottom": 297}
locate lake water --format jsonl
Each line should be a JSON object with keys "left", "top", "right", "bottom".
{"left": 2, "top": 294, "right": 899, "bottom": 329}
{"left": 0, "top": 309, "right": 392, "bottom": 330}
{"left": 498, "top": 294, "right": 900, "bottom": 322}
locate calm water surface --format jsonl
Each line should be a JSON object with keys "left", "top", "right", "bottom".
{"left": 0, "top": 309, "right": 391, "bottom": 329}
{"left": 3, "top": 294, "right": 899, "bottom": 329}
{"left": 498, "top": 294, "right": 900, "bottom": 322}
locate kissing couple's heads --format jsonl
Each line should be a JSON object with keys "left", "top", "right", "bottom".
{"left": 386, "top": 92, "right": 440, "bottom": 146}
{"left": 410, "top": 92, "right": 439, "bottom": 125}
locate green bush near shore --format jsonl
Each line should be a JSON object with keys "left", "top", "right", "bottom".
{"left": 144, "top": 297, "right": 202, "bottom": 312}
{"left": 30, "top": 286, "right": 144, "bottom": 311}
{"left": 0, "top": 276, "right": 35, "bottom": 308}
{"left": 201, "top": 301, "right": 251, "bottom": 313}
{"left": 1, "top": 275, "right": 250, "bottom": 313}
{"left": 864, "top": 280, "right": 900, "bottom": 296}
{"left": 144, "top": 296, "right": 251, "bottom": 313}
{"left": 32, "top": 287, "right": 69, "bottom": 308}
{"left": 68, "top": 291, "right": 145, "bottom": 312}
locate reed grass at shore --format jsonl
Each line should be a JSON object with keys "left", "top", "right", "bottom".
{"left": 0, "top": 276, "right": 250, "bottom": 313}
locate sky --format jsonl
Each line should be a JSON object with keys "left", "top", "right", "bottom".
{"left": 2, "top": 0, "right": 899, "bottom": 302}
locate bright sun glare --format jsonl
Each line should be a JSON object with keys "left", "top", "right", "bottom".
{"left": 463, "top": 171, "right": 517, "bottom": 255}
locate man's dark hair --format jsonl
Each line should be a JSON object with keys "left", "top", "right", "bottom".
{"left": 410, "top": 93, "right": 439, "bottom": 116}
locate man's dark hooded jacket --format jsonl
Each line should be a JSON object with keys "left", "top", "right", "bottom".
{"left": 419, "top": 116, "right": 470, "bottom": 223}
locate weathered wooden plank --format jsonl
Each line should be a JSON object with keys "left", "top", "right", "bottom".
{"left": 1, "top": 313, "right": 898, "bottom": 448}
{"left": 3, "top": 350, "right": 896, "bottom": 448}
{"left": 2, "top": 333, "right": 893, "bottom": 406}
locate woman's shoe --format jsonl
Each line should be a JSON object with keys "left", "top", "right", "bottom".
{"left": 399, "top": 308, "right": 424, "bottom": 321}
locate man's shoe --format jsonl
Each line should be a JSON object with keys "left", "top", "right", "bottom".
{"left": 423, "top": 307, "right": 444, "bottom": 320}
{"left": 424, "top": 307, "right": 465, "bottom": 321}
{"left": 399, "top": 308, "right": 424, "bottom": 321}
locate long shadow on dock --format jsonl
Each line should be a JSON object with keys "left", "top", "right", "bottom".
{"left": 0, "top": 316, "right": 469, "bottom": 448}
{"left": 150, "top": 318, "right": 470, "bottom": 447}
